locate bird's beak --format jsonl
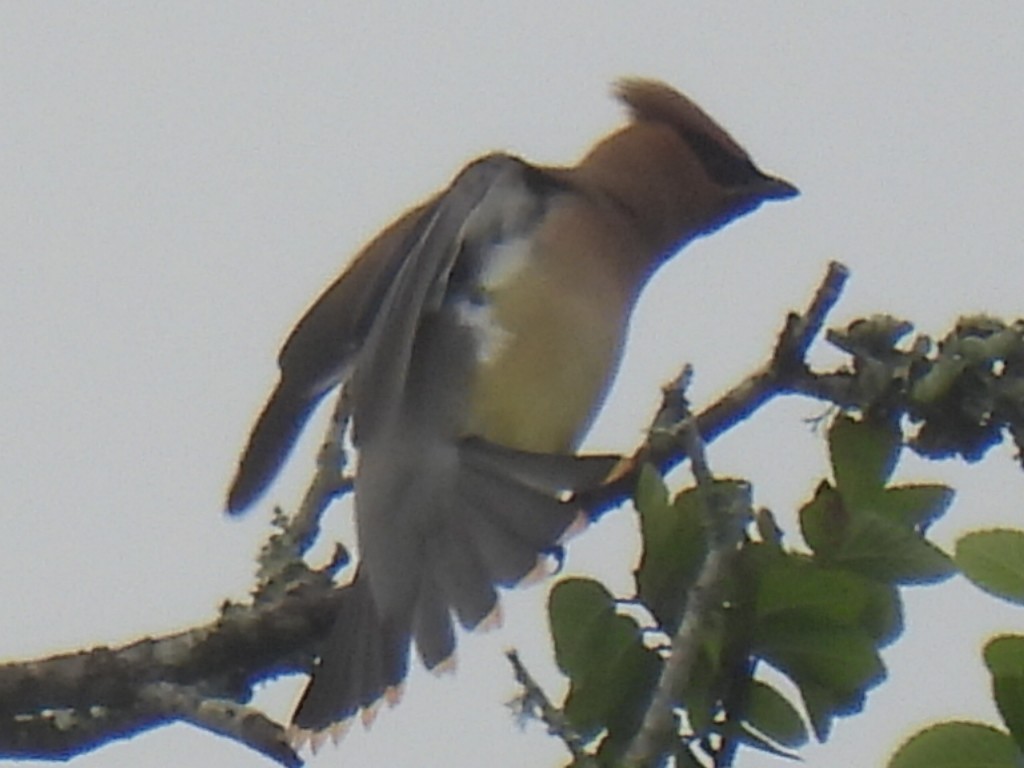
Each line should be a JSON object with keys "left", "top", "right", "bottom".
{"left": 758, "top": 174, "right": 800, "bottom": 200}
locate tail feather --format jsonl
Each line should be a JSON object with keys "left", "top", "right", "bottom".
{"left": 427, "top": 524, "right": 499, "bottom": 630}
{"left": 456, "top": 442, "right": 615, "bottom": 549}
{"left": 456, "top": 467, "right": 569, "bottom": 583}
{"left": 226, "top": 380, "right": 319, "bottom": 514}
{"left": 289, "top": 438, "right": 622, "bottom": 736}
{"left": 412, "top": 570, "right": 456, "bottom": 669}
{"left": 459, "top": 436, "right": 621, "bottom": 496}
{"left": 463, "top": 502, "right": 547, "bottom": 586}
{"left": 291, "top": 574, "right": 409, "bottom": 731}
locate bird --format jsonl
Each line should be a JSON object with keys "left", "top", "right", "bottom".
{"left": 225, "top": 77, "right": 798, "bottom": 743}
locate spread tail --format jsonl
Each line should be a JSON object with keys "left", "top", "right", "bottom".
{"left": 291, "top": 572, "right": 409, "bottom": 732}
{"left": 289, "top": 439, "right": 620, "bottom": 735}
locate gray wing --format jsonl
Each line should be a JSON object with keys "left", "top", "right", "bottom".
{"left": 350, "top": 152, "right": 550, "bottom": 444}
{"left": 227, "top": 197, "right": 439, "bottom": 513}
{"left": 226, "top": 153, "right": 543, "bottom": 512}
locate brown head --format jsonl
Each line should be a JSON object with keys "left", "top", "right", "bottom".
{"left": 572, "top": 77, "right": 798, "bottom": 268}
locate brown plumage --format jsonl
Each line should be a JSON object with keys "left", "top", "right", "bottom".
{"left": 226, "top": 77, "right": 797, "bottom": 741}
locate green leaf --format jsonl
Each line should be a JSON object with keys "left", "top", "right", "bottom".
{"left": 743, "top": 679, "right": 808, "bottom": 749}
{"left": 753, "top": 622, "right": 883, "bottom": 741}
{"left": 986, "top": 636, "right": 1024, "bottom": 677}
{"left": 550, "top": 578, "right": 617, "bottom": 679}
{"left": 587, "top": 642, "right": 661, "bottom": 760}
{"left": 993, "top": 677, "right": 1024, "bottom": 755}
{"left": 799, "top": 680, "right": 859, "bottom": 742}
{"left": 754, "top": 622, "right": 885, "bottom": 697}
{"left": 635, "top": 462, "right": 670, "bottom": 518}
{"left": 755, "top": 508, "right": 785, "bottom": 549}
{"left": 875, "top": 484, "right": 955, "bottom": 530}
{"left": 957, "top": 530, "right": 1024, "bottom": 605}
{"left": 888, "top": 722, "right": 1021, "bottom": 768}
{"left": 752, "top": 554, "right": 904, "bottom": 647}
{"left": 738, "top": 724, "right": 802, "bottom": 760}
{"left": 548, "top": 578, "right": 661, "bottom": 749}
{"left": 831, "top": 512, "right": 954, "bottom": 585}
{"left": 755, "top": 557, "right": 871, "bottom": 627}
{"left": 859, "top": 581, "right": 904, "bottom": 647}
{"left": 799, "top": 481, "right": 846, "bottom": 559}
{"left": 829, "top": 415, "right": 900, "bottom": 507}
{"left": 985, "top": 636, "right": 1024, "bottom": 751}
{"left": 801, "top": 484, "right": 954, "bottom": 585}
{"left": 804, "top": 425, "right": 955, "bottom": 587}
{"left": 741, "top": 550, "right": 900, "bottom": 740}
{"left": 634, "top": 467, "right": 708, "bottom": 633}
{"left": 679, "top": 645, "right": 717, "bottom": 736}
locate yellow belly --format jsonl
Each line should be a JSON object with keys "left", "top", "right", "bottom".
{"left": 463, "top": 242, "right": 629, "bottom": 454}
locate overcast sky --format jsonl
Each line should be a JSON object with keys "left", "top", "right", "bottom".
{"left": 2, "top": 3, "right": 1024, "bottom": 767}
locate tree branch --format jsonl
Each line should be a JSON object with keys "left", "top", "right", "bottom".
{"left": 0, "top": 584, "right": 343, "bottom": 764}
{"left": 622, "top": 393, "right": 750, "bottom": 767}
{"left": 505, "top": 650, "right": 597, "bottom": 766}
{"left": 7, "top": 260, "right": 1021, "bottom": 763}
{"left": 0, "top": 262, "right": 851, "bottom": 764}
{"left": 581, "top": 260, "right": 850, "bottom": 521}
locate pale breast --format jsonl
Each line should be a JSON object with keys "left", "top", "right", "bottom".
{"left": 458, "top": 203, "right": 635, "bottom": 454}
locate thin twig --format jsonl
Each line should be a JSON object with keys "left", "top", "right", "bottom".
{"left": 255, "top": 387, "right": 355, "bottom": 595}
{"left": 582, "top": 261, "right": 850, "bottom": 521}
{"left": 617, "top": 263, "right": 850, "bottom": 766}
{"left": 293, "top": 385, "right": 355, "bottom": 556}
{"left": 622, "top": 406, "right": 749, "bottom": 767}
{"left": 505, "top": 651, "right": 596, "bottom": 766}
{"left": 138, "top": 682, "right": 300, "bottom": 768}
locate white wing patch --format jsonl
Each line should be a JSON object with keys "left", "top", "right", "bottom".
{"left": 455, "top": 236, "right": 533, "bottom": 364}
{"left": 478, "top": 236, "right": 533, "bottom": 290}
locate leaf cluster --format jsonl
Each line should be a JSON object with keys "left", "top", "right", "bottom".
{"left": 548, "top": 416, "right": 957, "bottom": 766}
{"left": 888, "top": 531, "right": 1024, "bottom": 767}
{"left": 829, "top": 315, "right": 1024, "bottom": 464}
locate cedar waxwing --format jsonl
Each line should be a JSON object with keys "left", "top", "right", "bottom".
{"left": 226, "top": 78, "right": 798, "bottom": 738}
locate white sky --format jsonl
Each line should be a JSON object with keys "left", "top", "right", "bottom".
{"left": 2, "top": 3, "right": 1023, "bottom": 767}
